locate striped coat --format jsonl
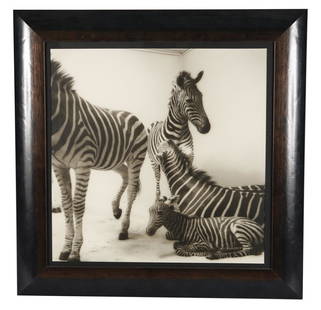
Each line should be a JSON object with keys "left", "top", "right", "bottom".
{"left": 147, "top": 71, "right": 210, "bottom": 200}
{"left": 146, "top": 197, "right": 264, "bottom": 260}
{"left": 151, "top": 140, "right": 265, "bottom": 225}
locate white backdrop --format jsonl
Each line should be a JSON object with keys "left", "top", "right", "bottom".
{"left": 183, "top": 49, "right": 266, "bottom": 185}
{"left": 2, "top": 0, "right": 320, "bottom": 308}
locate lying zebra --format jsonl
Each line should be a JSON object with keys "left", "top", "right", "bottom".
{"left": 147, "top": 140, "right": 265, "bottom": 227}
{"left": 146, "top": 196, "right": 264, "bottom": 260}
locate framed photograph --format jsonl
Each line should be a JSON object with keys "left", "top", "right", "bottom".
{"left": 14, "top": 10, "right": 307, "bottom": 298}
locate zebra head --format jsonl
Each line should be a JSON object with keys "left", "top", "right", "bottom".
{"left": 171, "top": 71, "right": 211, "bottom": 134}
{"left": 146, "top": 195, "right": 180, "bottom": 236}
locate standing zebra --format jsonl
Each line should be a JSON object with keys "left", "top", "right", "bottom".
{"left": 51, "top": 60, "right": 147, "bottom": 262}
{"left": 146, "top": 196, "right": 264, "bottom": 260}
{"left": 146, "top": 140, "right": 264, "bottom": 238}
{"left": 147, "top": 71, "right": 210, "bottom": 200}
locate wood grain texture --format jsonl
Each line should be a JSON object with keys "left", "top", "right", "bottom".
{"left": 272, "top": 14, "right": 306, "bottom": 295}
{"left": 14, "top": 10, "right": 307, "bottom": 298}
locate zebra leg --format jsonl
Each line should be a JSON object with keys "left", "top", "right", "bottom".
{"left": 206, "top": 227, "right": 263, "bottom": 260}
{"left": 175, "top": 241, "right": 211, "bottom": 257}
{"left": 173, "top": 241, "right": 189, "bottom": 249}
{"left": 174, "top": 242, "right": 192, "bottom": 257}
{"left": 217, "top": 247, "right": 243, "bottom": 253}
{"left": 119, "top": 158, "right": 143, "bottom": 240}
{"left": 206, "top": 247, "right": 259, "bottom": 260}
{"left": 206, "top": 247, "right": 244, "bottom": 260}
{"left": 53, "top": 166, "right": 73, "bottom": 261}
{"left": 152, "top": 163, "right": 161, "bottom": 200}
{"left": 112, "top": 164, "right": 128, "bottom": 219}
{"left": 68, "top": 168, "right": 91, "bottom": 262}
{"left": 51, "top": 171, "right": 62, "bottom": 213}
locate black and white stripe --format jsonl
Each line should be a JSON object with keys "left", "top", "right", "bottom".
{"left": 227, "top": 185, "right": 265, "bottom": 192}
{"left": 146, "top": 196, "right": 264, "bottom": 259}
{"left": 147, "top": 71, "right": 210, "bottom": 200}
{"left": 51, "top": 60, "right": 147, "bottom": 262}
{"left": 150, "top": 140, "right": 265, "bottom": 226}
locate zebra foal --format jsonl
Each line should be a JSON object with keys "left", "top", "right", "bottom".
{"left": 147, "top": 70, "right": 210, "bottom": 201}
{"left": 51, "top": 60, "right": 147, "bottom": 261}
{"left": 147, "top": 196, "right": 264, "bottom": 260}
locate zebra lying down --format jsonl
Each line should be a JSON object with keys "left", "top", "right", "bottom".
{"left": 149, "top": 140, "right": 265, "bottom": 226}
{"left": 146, "top": 196, "right": 264, "bottom": 260}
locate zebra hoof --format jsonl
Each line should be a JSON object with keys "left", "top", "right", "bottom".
{"left": 52, "top": 207, "right": 62, "bottom": 213}
{"left": 118, "top": 232, "right": 128, "bottom": 240}
{"left": 113, "top": 208, "right": 122, "bottom": 219}
{"left": 68, "top": 253, "right": 80, "bottom": 262}
{"left": 59, "top": 251, "right": 71, "bottom": 261}
{"left": 206, "top": 252, "right": 221, "bottom": 260}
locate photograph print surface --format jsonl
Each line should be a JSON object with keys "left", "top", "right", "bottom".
{"left": 50, "top": 48, "right": 268, "bottom": 264}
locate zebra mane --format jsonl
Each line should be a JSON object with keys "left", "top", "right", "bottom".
{"left": 178, "top": 71, "right": 192, "bottom": 78}
{"left": 190, "top": 168, "right": 217, "bottom": 187}
{"left": 176, "top": 71, "right": 195, "bottom": 89}
{"left": 163, "top": 141, "right": 217, "bottom": 187}
{"left": 51, "top": 60, "right": 75, "bottom": 91}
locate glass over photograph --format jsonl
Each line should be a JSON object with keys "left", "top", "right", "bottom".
{"left": 50, "top": 48, "right": 267, "bottom": 264}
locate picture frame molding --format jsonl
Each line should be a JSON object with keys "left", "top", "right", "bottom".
{"left": 14, "top": 9, "right": 307, "bottom": 298}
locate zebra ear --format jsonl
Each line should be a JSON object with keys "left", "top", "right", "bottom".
{"left": 168, "top": 195, "right": 179, "bottom": 204}
{"left": 176, "top": 74, "right": 185, "bottom": 89}
{"left": 194, "top": 71, "right": 204, "bottom": 84}
{"left": 156, "top": 152, "right": 165, "bottom": 162}
{"left": 167, "top": 195, "right": 180, "bottom": 212}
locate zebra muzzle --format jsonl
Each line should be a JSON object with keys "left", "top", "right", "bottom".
{"left": 146, "top": 227, "right": 156, "bottom": 236}
{"left": 198, "top": 120, "right": 211, "bottom": 134}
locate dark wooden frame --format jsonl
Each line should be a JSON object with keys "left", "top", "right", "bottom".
{"left": 14, "top": 10, "right": 307, "bottom": 298}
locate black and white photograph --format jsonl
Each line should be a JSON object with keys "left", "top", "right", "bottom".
{"left": 6, "top": 2, "right": 312, "bottom": 303}
{"left": 50, "top": 47, "right": 268, "bottom": 264}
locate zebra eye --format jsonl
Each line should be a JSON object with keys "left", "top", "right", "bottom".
{"left": 186, "top": 98, "right": 193, "bottom": 104}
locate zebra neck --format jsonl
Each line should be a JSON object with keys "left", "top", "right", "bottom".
{"left": 51, "top": 82, "right": 75, "bottom": 120}
{"left": 164, "top": 105, "right": 189, "bottom": 140}
{"left": 163, "top": 156, "right": 220, "bottom": 200}
{"left": 163, "top": 211, "right": 187, "bottom": 237}
{"left": 162, "top": 154, "right": 188, "bottom": 190}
